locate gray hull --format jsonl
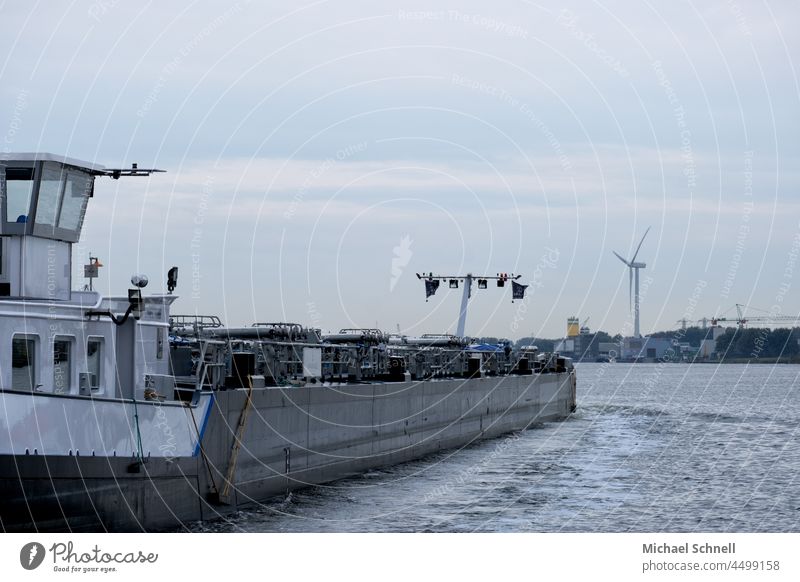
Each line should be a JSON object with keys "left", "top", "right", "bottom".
{"left": 0, "top": 372, "right": 576, "bottom": 531}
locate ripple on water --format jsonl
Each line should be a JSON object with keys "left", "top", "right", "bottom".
{"left": 185, "top": 363, "right": 800, "bottom": 532}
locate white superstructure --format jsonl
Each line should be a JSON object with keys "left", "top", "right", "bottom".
{"left": 0, "top": 153, "right": 211, "bottom": 459}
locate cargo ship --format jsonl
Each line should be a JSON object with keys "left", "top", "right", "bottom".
{"left": 0, "top": 153, "right": 576, "bottom": 532}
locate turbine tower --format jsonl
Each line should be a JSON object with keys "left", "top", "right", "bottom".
{"left": 613, "top": 227, "right": 651, "bottom": 338}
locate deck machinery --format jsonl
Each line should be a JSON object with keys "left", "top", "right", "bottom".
{"left": 168, "top": 318, "right": 569, "bottom": 392}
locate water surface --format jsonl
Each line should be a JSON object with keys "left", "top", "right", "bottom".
{"left": 192, "top": 363, "right": 800, "bottom": 532}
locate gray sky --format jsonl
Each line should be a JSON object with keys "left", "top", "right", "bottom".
{"left": 2, "top": 1, "right": 798, "bottom": 338}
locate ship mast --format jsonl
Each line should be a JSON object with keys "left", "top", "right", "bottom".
{"left": 416, "top": 272, "right": 527, "bottom": 338}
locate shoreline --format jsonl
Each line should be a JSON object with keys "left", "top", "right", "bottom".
{"left": 576, "top": 358, "right": 800, "bottom": 365}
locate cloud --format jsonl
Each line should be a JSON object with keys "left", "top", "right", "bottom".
{"left": 4, "top": 1, "right": 799, "bottom": 336}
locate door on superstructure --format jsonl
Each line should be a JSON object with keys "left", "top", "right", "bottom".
{"left": 114, "top": 319, "right": 135, "bottom": 399}
{"left": 11, "top": 334, "right": 37, "bottom": 390}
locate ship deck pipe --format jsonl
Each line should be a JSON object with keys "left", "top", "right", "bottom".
{"left": 404, "top": 338, "right": 463, "bottom": 346}
{"left": 203, "top": 327, "right": 300, "bottom": 340}
{"left": 323, "top": 334, "right": 377, "bottom": 343}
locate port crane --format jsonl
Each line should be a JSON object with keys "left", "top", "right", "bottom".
{"left": 704, "top": 304, "right": 800, "bottom": 328}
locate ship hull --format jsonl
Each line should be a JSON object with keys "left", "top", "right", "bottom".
{"left": 0, "top": 372, "right": 576, "bottom": 531}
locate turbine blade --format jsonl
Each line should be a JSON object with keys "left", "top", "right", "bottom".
{"left": 613, "top": 251, "right": 631, "bottom": 266}
{"left": 631, "top": 226, "right": 651, "bottom": 263}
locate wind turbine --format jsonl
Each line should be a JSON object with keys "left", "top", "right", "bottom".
{"left": 613, "top": 227, "right": 650, "bottom": 339}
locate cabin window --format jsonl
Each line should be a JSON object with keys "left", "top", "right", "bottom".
{"left": 11, "top": 335, "right": 37, "bottom": 391}
{"left": 5, "top": 167, "right": 34, "bottom": 224}
{"left": 86, "top": 338, "right": 103, "bottom": 392}
{"left": 58, "top": 171, "right": 92, "bottom": 231}
{"left": 53, "top": 338, "right": 72, "bottom": 394}
{"left": 35, "top": 162, "right": 66, "bottom": 228}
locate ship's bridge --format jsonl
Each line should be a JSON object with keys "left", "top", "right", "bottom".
{"left": 0, "top": 152, "right": 101, "bottom": 242}
{"left": 0, "top": 153, "right": 155, "bottom": 300}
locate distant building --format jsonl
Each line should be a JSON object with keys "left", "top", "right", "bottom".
{"left": 575, "top": 332, "right": 601, "bottom": 361}
{"left": 696, "top": 325, "right": 733, "bottom": 359}
{"left": 621, "top": 336, "right": 673, "bottom": 361}
{"left": 554, "top": 338, "right": 574, "bottom": 353}
{"left": 599, "top": 341, "right": 620, "bottom": 360}
{"left": 567, "top": 317, "right": 580, "bottom": 338}
{"left": 556, "top": 317, "right": 602, "bottom": 361}
{"left": 699, "top": 338, "right": 716, "bottom": 359}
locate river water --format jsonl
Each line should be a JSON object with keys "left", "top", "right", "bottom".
{"left": 192, "top": 363, "right": 800, "bottom": 532}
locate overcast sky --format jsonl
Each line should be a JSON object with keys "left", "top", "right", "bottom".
{"left": 1, "top": 1, "right": 798, "bottom": 338}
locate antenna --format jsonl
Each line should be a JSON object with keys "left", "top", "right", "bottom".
{"left": 84, "top": 255, "right": 103, "bottom": 291}
{"left": 96, "top": 163, "right": 165, "bottom": 180}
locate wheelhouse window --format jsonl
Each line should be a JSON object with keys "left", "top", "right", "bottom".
{"left": 5, "top": 167, "right": 34, "bottom": 224}
{"left": 12, "top": 335, "right": 37, "bottom": 391}
{"left": 35, "top": 162, "right": 66, "bottom": 228}
{"left": 86, "top": 338, "right": 102, "bottom": 392}
{"left": 2, "top": 160, "right": 94, "bottom": 241}
{"left": 58, "top": 171, "right": 92, "bottom": 231}
{"left": 53, "top": 338, "right": 72, "bottom": 394}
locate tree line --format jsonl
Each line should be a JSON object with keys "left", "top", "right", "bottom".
{"left": 504, "top": 326, "right": 800, "bottom": 360}
{"left": 713, "top": 327, "right": 800, "bottom": 359}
